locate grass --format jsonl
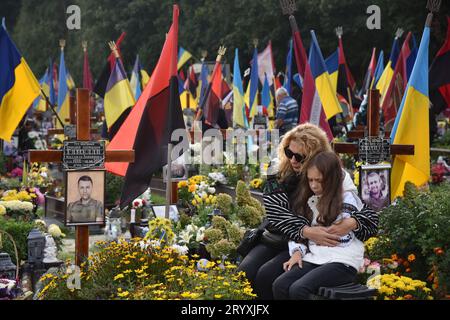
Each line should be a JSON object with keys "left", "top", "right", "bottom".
{"left": 151, "top": 194, "right": 167, "bottom": 205}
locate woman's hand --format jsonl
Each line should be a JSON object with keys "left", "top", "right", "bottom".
{"left": 283, "top": 251, "right": 302, "bottom": 271}
{"left": 302, "top": 226, "right": 341, "bottom": 247}
{"left": 326, "top": 218, "right": 358, "bottom": 237}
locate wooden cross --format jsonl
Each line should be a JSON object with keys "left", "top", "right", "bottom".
{"left": 46, "top": 95, "right": 99, "bottom": 137}
{"left": 332, "top": 89, "right": 414, "bottom": 157}
{"left": 29, "top": 88, "right": 134, "bottom": 265}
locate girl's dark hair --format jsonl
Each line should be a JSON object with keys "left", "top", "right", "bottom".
{"left": 293, "top": 151, "right": 343, "bottom": 226}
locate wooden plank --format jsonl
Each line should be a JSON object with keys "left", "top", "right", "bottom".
{"left": 430, "top": 147, "right": 450, "bottom": 154}
{"left": 77, "top": 89, "right": 90, "bottom": 141}
{"left": 391, "top": 144, "right": 414, "bottom": 155}
{"left": 332, "top": 142, "right": 358, "bottom": 154}
{"left": 347, "top": 130, "right": 391, "bottom": 139}
{"left": 368, "top": 89, "right": 380, "bottom": 137}
{"left": 47, "top": 128, "right": 99, "bottom": 136}
{"left": 75, "top": 226, "right": 89, "bottom": 265}
{"left": 29, "top": 149, "right": 135, "bottom": 163}
{"left": 333, "top": 142, "right": 415, "bottom": 155}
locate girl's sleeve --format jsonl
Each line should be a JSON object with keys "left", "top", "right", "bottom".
{"left": 350, "top": 205, "right": 379, "bottom": 241}
{"left": 342, "top": 191, "right": 379, "bottom": 241}
{"left": 263, "top": 179, "right": 310, "bottom": 242}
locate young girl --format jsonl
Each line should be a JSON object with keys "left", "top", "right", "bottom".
{"left": 272, "top": 151, "right": 365, "bottom": 300}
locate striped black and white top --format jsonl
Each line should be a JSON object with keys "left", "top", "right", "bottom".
{"left": 263, "top": 176, "right": 379, "bottom": 243}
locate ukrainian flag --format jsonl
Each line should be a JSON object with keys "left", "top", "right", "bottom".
{"left": 377, "top": 36, "right": 400, "bottom": 103}
{"left": 370, "top": 50, "right": 384, "bottom": 89}
{"left": 177, "top": 47, "right": 192, "bottom": 70}
{"left": 247, "top": 47, "right": 259, "bottom": 121}
{"left": 309, "top": 31, "right": 342, "bottom": 119}
{"left": 57, "top": 48, "right": 70, "bottom": 127}
{"left": 262, "top": 73, "right": 275, "bottom": 129}
{"left": 390, "top": 25, "right": 430, "bottom": 200}
{"left": 130, "top": 55, "right": 142, "bottom": 100}
{"left": 232, "top": 48, "right": 247, "bottom": 128}
{"left": 36, "top": 70, "right": 49, "bottom": 112}
{"left": 325, "top": 49, "right": 339, "bottom": 94}
{"left": 0, "top": 25, "right": 40, "bottom": 141}
{"left": 104, "top": 56, "right": 135, "bottom": 140}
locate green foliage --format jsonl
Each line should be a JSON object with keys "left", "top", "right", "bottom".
{"left": 371, "top": 182, "right": 450, "bottom": 298}
{"left": 204, "top": 216, "right": 244, "bottom": 259}
{"left": 432, "top": 130, "right": 450, "bottom": 149}
{"left": 0, "top": 177, "right": 21, "bottom": 191}
{"left": 215, "top": 193, "right": 233, "bottom": 218}
{"left": 105, "top": 173, "right": 124, "bottom": 206}
{"left": 235, "top": 181, "right": 265, "bottom": 228}
{"left": 0, "top": 217, "right": 35, "bottom": 262}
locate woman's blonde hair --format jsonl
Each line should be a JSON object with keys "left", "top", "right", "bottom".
{"left": 278, "top": 123, "right": 332, "bottom": 180}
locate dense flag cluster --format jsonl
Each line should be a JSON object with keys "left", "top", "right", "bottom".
{"left": 0, "top": 5, "right": 448, "bottom": 206}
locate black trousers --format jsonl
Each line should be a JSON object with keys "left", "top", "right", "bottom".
{"left": 272, "top": 261, "right": 357, "bottom": 300}
{"left": 237, "top": 244, "right": 290, "bottom": 299}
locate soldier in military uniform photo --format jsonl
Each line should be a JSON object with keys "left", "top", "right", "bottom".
{"left": 67, "top": 175, "right": 104, "bottom": 224}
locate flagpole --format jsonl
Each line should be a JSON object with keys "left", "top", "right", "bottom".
{"left": 40, "top": 89, "right": 65, "bottom": 128}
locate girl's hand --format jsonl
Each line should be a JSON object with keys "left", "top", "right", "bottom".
{"left": 303, "top": 226, "right": 341, "bottom": 246}
{"left": 283, "top": 251, "right": 303, "bottom": 271}
{"left": 327, "top": 218, "right": 358, "bottom": 237}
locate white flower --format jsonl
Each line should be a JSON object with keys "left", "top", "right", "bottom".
{"left": 171, "top": 244, "right": 189, "bottom": 255}
{"left": 208, "top": 172, "right": 227, "bottom": 184}
{"left": 48, "top": 224, "right": 65, "bottom": 238}
{"left": 40, "top": 172, "right": 48, "bottom": 179}
{"left": 207, "top": 187, "right": 216, "bottom": 194}
{"left": 178, "top": 230, "right": 193, "bottom": 245}
{"left": 0, "top": 200, "right": 34, "bottom": 212}
{"left": 28, "top": 131, "right": 38, "bottom": 139}
{"left": 34, "top": 219, "right": 47, "bottom": 228}
{"left": 196, "top": 227, "right": 206, "bottom": 242}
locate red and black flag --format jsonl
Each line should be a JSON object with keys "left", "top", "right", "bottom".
{"left": 106, "top": 5, "right": 186, "bottom": 208}
{"left": 184, "top": 66, "right": 198, "bottom": 99}
{"left": 430, "top": 16, "right": 450, "bottom": 117}
{"left": 200, "top": 57, "right": 223, "bottom": 127}
{"left": 93, "top": 32, "right": 126, "bottom": 98}
{"left": 336, "top": 33, "right": 358, "bottom": 115}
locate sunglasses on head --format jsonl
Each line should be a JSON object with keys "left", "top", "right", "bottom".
{"left": 284, "top": 147, "right": 306, "bottom": 163}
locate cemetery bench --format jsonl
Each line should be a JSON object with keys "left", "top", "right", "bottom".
{"left": 312, "top": 283, "right": 377, "bottom": 300}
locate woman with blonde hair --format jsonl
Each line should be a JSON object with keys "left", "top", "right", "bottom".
{"left": 237, "top": 123, "right": 378, "bottom": 299}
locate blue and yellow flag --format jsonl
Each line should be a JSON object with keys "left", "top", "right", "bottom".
{"left": 283, "top": 39, "right": 293, "bottom": 94}
{"left": 177, "top": 47, "right": 192, "bottom": 70}
{"left": 262, "top": 73, "right": 275, "bottom": 129}
{"left": 130, "top": 55, "right": 142, "bottom": 101}
{"left": 104, "top": 57, "right": 135, "bottom": 140}
{"left": 0, "top": 25, "right": 40, "bottom": 141}
{"left": 247, "top": 47, "right": 259, "bottom": 121}
{"left": 325, "top": 49, "right": 339, "bottom": 94}
{"left": 309, "top": 31, "right": 342, "bottom": 119}
{"left": 57, "top": 48, "right": 70, "bottom": 127}
{"left": 390, "top": 26, "right": 430, "bottom": 200}
{"left": 377, "top": 35, "right": 401, "bottom": 103}
{"left": 370, "top": 50, "right": 384, "bottom": 89}
{"left": 232, "top": 48, "right": 247, "bottom": 128}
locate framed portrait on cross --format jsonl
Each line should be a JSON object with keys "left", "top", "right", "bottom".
{"left": 359, "top": 163, "right": 391, "bottom": 212}
{"left": 64, "top": 170, "right": 106, "bottom": 226}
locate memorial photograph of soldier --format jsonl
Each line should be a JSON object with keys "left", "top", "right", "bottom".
{"left": 360, "top": 164, "right": 391, "bottom": 212}
{"left": 65, "top": 170, "right": 105, "bottom": 226}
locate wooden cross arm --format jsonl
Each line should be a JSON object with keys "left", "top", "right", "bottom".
{"left": 47, "top": 128, "right": 99, "bottom": 135}
{"left": 347, "top": 131, "right": 391, "bottom": 139}
{"left": 332, "top": 142, "right": 415, "bottom": 155}
{"left": 28, "top": 150, "right": 135, "bottom": 163}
